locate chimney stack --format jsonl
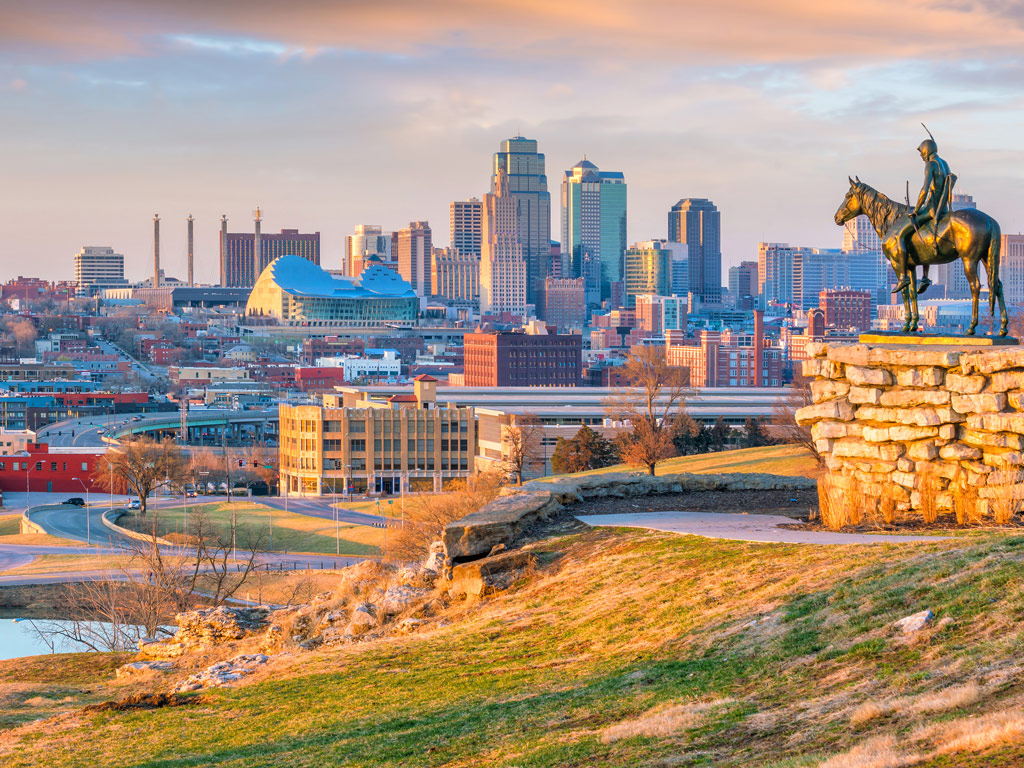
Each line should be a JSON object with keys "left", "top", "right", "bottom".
{"left": 219, "top": 215, "right": 228, "bottom": 287}
{"left": 187, "top": 214, "right": 194, "bottom": 287}
{"left": 153, "top": 214, "right": 161, "bottom": 288}
{"left": 253, "top": 206, "right": 262, "bottom": 285}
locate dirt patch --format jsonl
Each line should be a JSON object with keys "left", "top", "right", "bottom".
{"left": 82, "top": 692, "right": 198, "bottom": 713}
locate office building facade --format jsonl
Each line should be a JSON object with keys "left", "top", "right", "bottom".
{"left": 479, "top": 169, "right": 528, "bottom": 316}
{"left": 492, "top": 137, "right": 551, "bottom": 304}
{"left": 668, "top": 198, "right": 721, "bottom": 303}
{"left": 450, "top": 198, "right": 482, "bottom": 259}
{"left": 462, "top": 327, "right": 581, "bottom": 387}
{"left": 221, "top": 228, "right": 321, "bottom": 288}
{"left": 431, "top": 248, "right": 480, "bottom": 302}
{"left": 396, "top": 221, "right": 432, "bottom": 298}
{"left": 346, "top": 225, "right": 393, "bottom": 279}
{"left": 624, "top": 242, "right": 673, "bottom": 307}
{"left": 819, "top": 289, "right": 872, "bottom": 331}
{"left": 536, "top": 277, "right": 586, "bottom": 331}
{"left": 561, "top": 159, "right": 627, "bottom": 306}
{"left": 74, "top": 247, "right": 127, "bottom": 295}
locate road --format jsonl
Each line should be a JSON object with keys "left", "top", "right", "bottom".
{"left": 575, "top": 511, "right": 951, "bottom": 545}
{"left": 28, "top": 503, "right": 140, "bottom": 547}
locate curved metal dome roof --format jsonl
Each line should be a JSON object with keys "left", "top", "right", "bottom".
{"left": 260, "top": 255, "right": 417, "bottom": 299}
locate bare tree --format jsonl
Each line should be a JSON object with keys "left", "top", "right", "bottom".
{"left": 605, "top": 347, "right": 691, "bottom": 475}
{"left": 502, "top": 413, "right": 544, "bottom": 485}
{"left": 95, "top": 435, "right": 189, "bottom": 517}
{"left": 2, "top": 317, "right": 37, "bottom": 356}
{"left": 772, "top": 372, "right": 822, "bottom": 466}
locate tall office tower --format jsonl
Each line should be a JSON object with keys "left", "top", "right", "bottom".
{"left": 220, "top": 225, "right": 321, "bottom": 288}
{"left": 536, "top": 276, "right": 586, "bottom": 330}
{"left": 480, "top": 169, "right": 528, "bottom": 316}
{"left": 492, "top": 137, "right": 551, "bottom": 304}
{"left": 668, "top": 198, "right": 721, "bottom": 303}
{"left": 842, "top": 215, "right": 881, "bottom": 252}
{"left": 728, "top": 260, "right": 759, "bottom": 309}
{"left": 759, "top": 243, "right": 845, "bottom": 311}
{"left": 450, "top": 198, "right": 483, "bottom": 259}
{"left": 73, "top": 246, "right": 127, "bottom": 296}
{"left": 932, "top": 193, "right": 978, "bottom": 299}
{"left": 346, "top": 224, "right": 393, "bottom": 278}
{"left": 397, "top": 221, "right": 432, "bottom": 297}
{"left": 152, "top": 214, "right": 161, "bottom": 288}
{"left": 561, "top": 158, "right": 627, "bottom": 306}
{"left": 186, "top": 214, "right": 194, "bottom": 287}
{"left": 1002, "top": 234, "right": 1024, "bottom": 305}
{"left": 432, "top": 247, "right": 480, "bottom": 302}
{"left": 624, "top": 241, "right": 673, "bottom": 307}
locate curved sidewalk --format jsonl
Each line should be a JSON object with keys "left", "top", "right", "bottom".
{"left": 575, "top": 511, "right": 951, "bottom": 545}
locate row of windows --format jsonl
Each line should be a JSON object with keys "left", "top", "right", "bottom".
{"left": 0, "top": 460, "right": 89, "bottom": 472}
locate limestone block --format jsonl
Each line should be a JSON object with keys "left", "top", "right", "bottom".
{"left": 803, "top": 357, "right": 842, "bottom": 379}
{"left": 879, "top": 388, "right": 951, "bottom": 408}
{"left": 805, "top": 341, "right": 830, "bottom": 358}
{"left": 938, "top": 443, "right": 982, "bottom": 461}
{"left": 945, "top": 372, "right": 987, "bottom": 394}
{"left": 862, "top": 426, "right": 891, "bottom": 442}
{"left": 961, "top": 429, "right": 1024, "bottom": 451}
{"left": 811, "top": 379, "right": 851, "bottom": 403}
{"left": 814, "top": 438, "right": 834, "bottom": 455}
{"left": 951, "top": 392, "right": 1008, "bottom": 414}
{"left": 938, "top": 424, "right": 956, "bottom": 441}
{"left": 961, "top": 348, "right": 1024, "bottom": 375}
{"left": 966, "top": 412, "right": 1024, "bottom": 433}
{"left": 986, "top": 370, "right": 1024, "bottom": 393}
{"left": 854, "top": 405, "right": 901, "bottom": 425}
{"left": 914, "top": 460, "right": 958, "bottom": 480}
{"left": 858, "top": 405, "right": 965, "bottom": 427}
{"left": 890, "top": 425, "right": 940, "bottom": 442}
{"left": 826, "top": 455, "right": 846, "bottom": 471}
{"left": 893, "top": 471, "right": 916, "bottom": 488}
{"left": 826, "top": 344, "right": 871, "bottom": 366}
{"left": 897, "top": 458, "right": 915, "bottom": 472}
{"left": 896, "top": 367, "right": 946, "bottom": 387}
{"left": 845, "top": 365, "right": 893, "bottom": 387}
{"left": 795, "top": 398, "right": 855, "bottom": 426}
{"left": 907, "top": 440, "right": 939, "bottom": 461}
{"left": 833, "top": 440, "right": 904, "bottom": 461}
{"left": 848, "top": 386, "right": 883, "bottom": 405}
{"left": 962, "top": 459, "right": 993, "bottom": 475}
{"left": 982, "top": 452, "right": 1024, "bottom": 469}
{"left": 812, "top": 421, "right": 861, "bottom": 439}
{"left": 984, "top": 469, "right": 1022, "bottom": 486}
{"left": 1007, "top": 390, "right": 1024, "bottom": 411}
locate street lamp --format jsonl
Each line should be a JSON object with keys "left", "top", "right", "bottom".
{"left": 71, "top": 477, "right": 91, "bottom": 544}
{"left": 24, "top": 460, "right": 35, "bottom": 516}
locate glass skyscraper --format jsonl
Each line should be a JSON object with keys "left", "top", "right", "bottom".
{"left": 668, "top": 198, "right": 721, "bottom": 303}
{"left": 561, "top": 159, "right": 627, "bottom": 307}
{"left": 492, "top": 137, "right": 551, "bottom": 304}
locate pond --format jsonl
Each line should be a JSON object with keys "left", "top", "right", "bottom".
{"left": 0, "top": 618, "right": 156, "bottom": 660}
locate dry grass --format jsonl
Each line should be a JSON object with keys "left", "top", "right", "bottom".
{"left": 850, "top": 683, "right": 983, "bottom": 727}
{"left": 951, "top": 473, "right": 983, "bottom": 526}
{"left": 986, "top": 471, "right": 1024, "bottom": 525}
{"left": 817, "top": 735, "right": 921, "bottom": 768}
{"left": 600, "top": 699, "right": 731, "bottom": 743}
{"left": 930, "top": 709, "right": 1024, "bottom": 755}
{"left": 2, "top": 553, "right": 132, "bottom": 575}
{"left": 817, "top": 474, "right": 850, "bottom": 531}
{"left": 919, "top": 471, "right": 941, "bottom": 525}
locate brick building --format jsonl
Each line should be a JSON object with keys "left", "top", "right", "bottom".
{"left": 819, "top": 288, "right": 872, "bottom": 331}
{"left": 462, "top": 325, "right": 581, "bottom": 387}
{"left": 665, "top": 311, "right": 783, "bottom": 387}
{"left": 0, "top": 443, "right": 106, "bottom": 493}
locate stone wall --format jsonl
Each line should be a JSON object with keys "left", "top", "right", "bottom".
{"left": 796, "top": 341, "right": 1024, "bottom": 514}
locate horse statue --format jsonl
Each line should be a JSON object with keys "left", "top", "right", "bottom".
{"left": 834, "top": 177, "right": 1007, "bottom": 336}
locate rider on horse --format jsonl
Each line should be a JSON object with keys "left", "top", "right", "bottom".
{"left": 891, "top": 134, "right": 956, "bottom": 295}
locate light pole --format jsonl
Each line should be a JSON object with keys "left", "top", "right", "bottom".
{"left": 71, "top": 477, "right": 91, "bottom": 544}
{"left": 333, "top": 478, "right": 340, "bottom": 556}
{"left": 25, "top": 461, "right": 35, "bottom": 516}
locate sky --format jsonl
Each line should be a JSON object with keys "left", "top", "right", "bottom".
{"left": 2, "top": 0, "right": 1024, "bottom": 284}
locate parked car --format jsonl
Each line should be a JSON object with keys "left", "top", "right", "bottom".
{"left": 127, "top": 499, "right": 141, "bottom": 510}
{"left": 64, "top": 497, "right": 86, "bottom": 507}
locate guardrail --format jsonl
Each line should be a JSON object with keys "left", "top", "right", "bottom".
{"left": 101, "top": 508, "right": 175, "bottom": 547}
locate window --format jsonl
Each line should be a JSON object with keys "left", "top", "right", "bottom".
{"left": 51, "top": 462, "right": 57, "bottom": 472}
{"left": 0, "top": 462, "right": 5, "bottom": 471}
{"left": 36, "top": 462, "right": 43, "bottom": 471}
{"left": 349, "top": 421, "right": 366, "bottom": 433}
{"left": 350, "top": 439, "right": 366, "bottom": 453}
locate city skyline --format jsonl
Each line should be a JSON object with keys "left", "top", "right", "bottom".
{"left": 2, "top": 2, "right": 1024, "bottom": 282}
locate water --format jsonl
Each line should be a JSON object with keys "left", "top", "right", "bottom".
{"left": 0, "top": 619, "right": 153, "bottom": 660}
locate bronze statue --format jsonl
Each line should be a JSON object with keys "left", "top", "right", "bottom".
{"left": 834, "top": 133, "right": 1007, "bottom": 336}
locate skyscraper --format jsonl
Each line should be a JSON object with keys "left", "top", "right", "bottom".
{"left": 728, "top": 260, "right": 759, "bottom": 309}
{"left": 479, "top": 169, "right": 527, "bottom": 316}
{"left": 397, "top": 222, "right": 432, "bottom": 298}
{"left": 73, "top": 246, "right": 127, "bottom": 296}
{"left": 346, "top": 225, "right": 393, "bottom": 278}
{"left": 220, "top": 226, "right": 321, "bottom": 288}
{"left": 624, "top": 241, "right": 673, "bottom": 307}
{"left": 450, "top": 198, "right": 482, "bottom": 259}
{"left": 668, "top": 198, "right": 721, "bottom": 303}
{"left": 492, "top": 137, "right": 551, "bottom": 303}
{"left": 561, "top": 158, "right": 627, "bottom": 306}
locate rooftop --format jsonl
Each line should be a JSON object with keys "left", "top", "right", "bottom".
{"left": 262, "top": 255, "right": 417, "bottom": 300}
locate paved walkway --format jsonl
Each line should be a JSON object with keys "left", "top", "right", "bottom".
{"left": 575, "top": 511, "right": 951, "bottom": 545}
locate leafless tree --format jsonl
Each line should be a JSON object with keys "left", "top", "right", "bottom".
{"left": 94, "top": 435, "right": 189, "bottom": 517}
{"left": 772, "top": 372, "right": 823, "bottom": 466}
{"left": 605, "top": 346, "right": 691, "bottom": 475}
{"left": 2, "top": 317, "right": 37, "bottom": 356}
{"left": 502, "top": 412, "right": 544, "bottom": 485}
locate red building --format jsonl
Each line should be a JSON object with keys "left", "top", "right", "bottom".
{"left": 819, "top": 289, "right": 872, "bottom": 331}
{"left": 294, "top": 367, "right": 348, "bottom": 392}
{"left": 462, "top": 326, "right": 581, "bottom": 387}
{"left": 0, "top": 443, "right": 106, "bottom": 493}
{"left": 665, "top": 311, "right": 783, "bottom": 387}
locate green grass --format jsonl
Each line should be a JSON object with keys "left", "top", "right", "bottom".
{"left": 0, "top": 514, "right": 20, "bottom": 536}
{"left": 131, "top": 501, "right": 383, "bottom": 556}
{"left": 3, "top": 527, "right": 1024, "bottom": 766}
{"left": 543, "top": 444, "right": 819, "bottom": 481}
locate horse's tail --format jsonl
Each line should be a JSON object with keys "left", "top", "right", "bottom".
{"left": 988, "top": 218, "right": 1002, "bottom": 316}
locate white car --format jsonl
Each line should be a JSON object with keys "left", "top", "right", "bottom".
{"left": 127, "top": 499, "right": 141, "bottom": 510}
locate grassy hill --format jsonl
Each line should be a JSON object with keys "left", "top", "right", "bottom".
{"left": 2, "top": 520, "right": 1022, "bottom": 766}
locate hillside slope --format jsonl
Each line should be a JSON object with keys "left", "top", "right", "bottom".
{"left": 1, "top": 526, "right": 1023, "bottom": 767}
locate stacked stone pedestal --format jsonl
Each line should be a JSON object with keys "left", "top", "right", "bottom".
{"left": 796, "top": 342, "right": 1024, "bottom": 515}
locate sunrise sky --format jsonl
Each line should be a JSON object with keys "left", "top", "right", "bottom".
{"left": 2, "top": 0, "right": 1023, "bottom": 282}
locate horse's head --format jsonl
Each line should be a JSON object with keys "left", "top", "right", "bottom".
{"left": 834, "top": 176, "right": 864, "bottom": 225}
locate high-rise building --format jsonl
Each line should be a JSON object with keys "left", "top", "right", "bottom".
{"left": 492, "top": 137, "right": 551, "bottom": 304}
{"left": 480, "top": 169, "right": 528, "bottom": 316}
{"left": 431, "top": 247, "right": 479, "bottom": 302}
{"left": 843, "top": 215, "right": 881, "bottom": 252}
{"left": 819, "top": 289, "right": 872, "bottom": 331}
{"left": 561, "top": 158, "right": 627, "bottom": 306}
{"left": 728, "top": 260, "right": 759, "bottom": 309}
{"left": 346, "top": 225, "right": 393, "bottom": 279}
{"left": 462, "top": 325, "right": 581, "bottom": 387}
{"left": 635, "top": 294, "right": 688, "bottom": 334}
{"left": 450, "top": 199, "right": 482, "bottom": 259}
{"left": 73, "top": 247, "right": 128, "bottom": 296}
{"left": 1002, "top": 234, "right": 1024, "bottom": 306}
{"left": 536, "top": 277, "right": 586, "bottom": 331}
{"left": 668, "top": 198, "right": 721, "bottom": 303}
{"left": 396, "top": 221, "right": 432, "bottom": 298}
{"left": 220, "top": 226, "right": 321, "bottom": 288}
{"left": 624, "top": 241, "right": 673, "bottom": 307}
{"left": 931, "top": 194, "right": 978, "bottom": 299}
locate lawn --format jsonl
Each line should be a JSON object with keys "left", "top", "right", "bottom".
{"left": 3, "top": 526, "right": 1024, "bottom": 766}
{"left": 0, "top": 513, "right": 82, "bottom": 548}
{"left": 1, "top": 553, "right": 132, "bottom": 576}
{"left": 128, "top": 501, "right": 383, "bottom": 556}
